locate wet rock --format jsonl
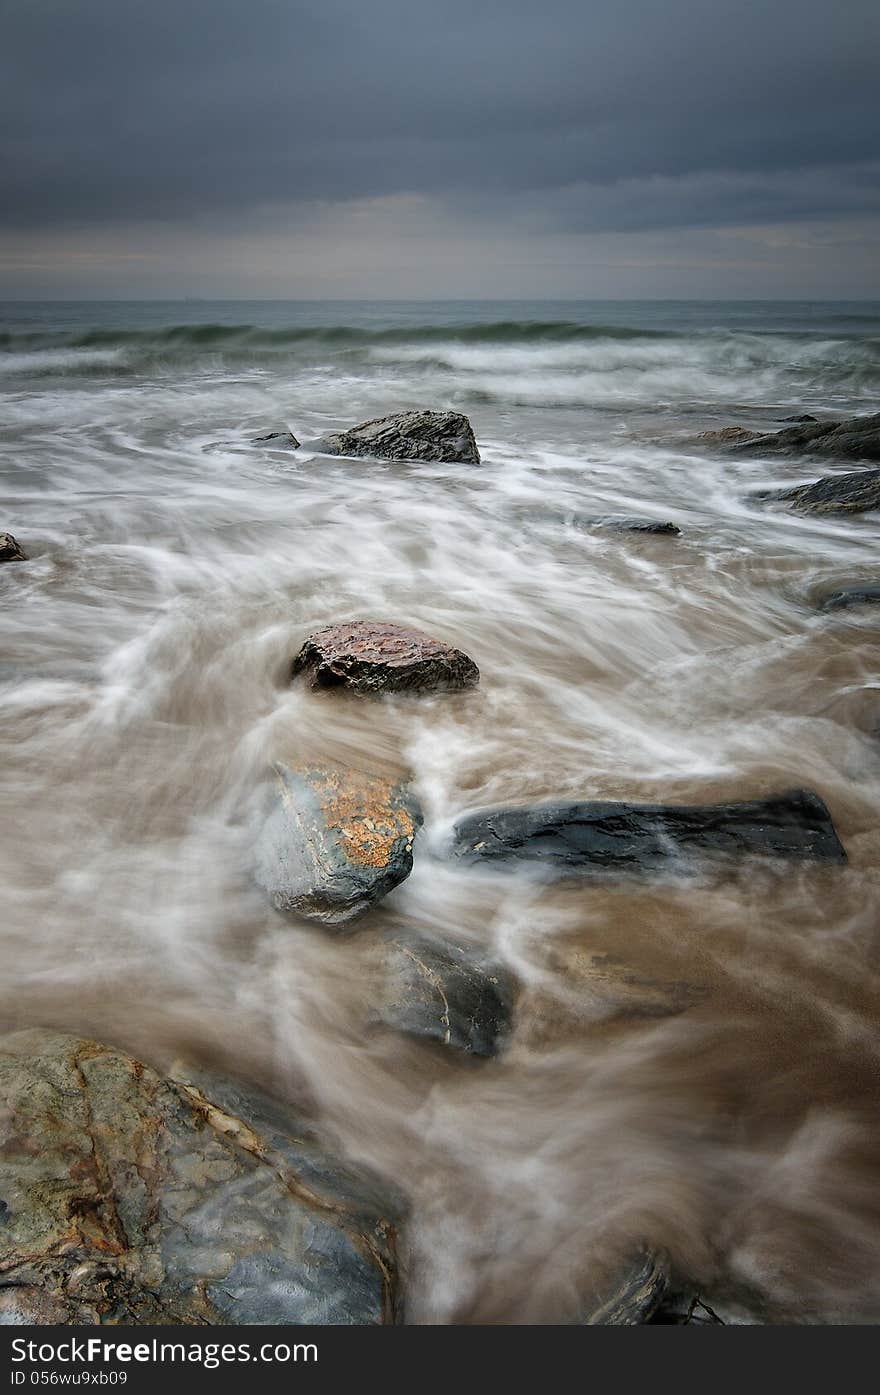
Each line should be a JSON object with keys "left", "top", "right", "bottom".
{"left": 753, "top": 467, "right": 880, "bottom": 515}
{"left": 582, "top": 1250, "right": 668, "bottom": 1324}
{"left": 583, "top": 515, "right": 681, "bottom": 536}
{"left": 780, "top": 414, "right": 818, "bottom": 424}
{"left": 517, "top": 508, "right": 680, "bottom": 538}
{"left": 316, "top": 410, "right": 480, "bottom": 465}
{"left": 0, "top": 1028, "right": 402, "bottom": 1324}
{"left": 378, "top": 934, "right": 514, "bottom": 1057}
{"left": 696, "top": 426, "right": 764, "bottom": 445}
{"left": 0, "top": 533, "right": 26, "bottom": 564}
{"left": 252, "top": 430, "right": 300, "bottom": 448}
{"left": 450, "top": 788, "right": 846, "bottom": 876}
{"left": 292, "top": 620, "right": 479, "bottom": 696}
{"left": 818, "top": 584, "right": 880, "bottom": 612}
{"left": 254, "top": 762, "right": 422, "bottom": 926}
{"left": 729, "top": 412, "right": 880, "bottom": 462}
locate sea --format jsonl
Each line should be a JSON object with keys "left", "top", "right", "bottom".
{"left": 2, "top": 299, "right": 879, "bottom": 1322}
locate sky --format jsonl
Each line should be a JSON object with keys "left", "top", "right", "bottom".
{"left": 1, "top": 0, "right": 878, "bottom": 299}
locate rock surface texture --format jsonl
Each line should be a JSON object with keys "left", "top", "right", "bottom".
{"left": 0, "top": 533, "right": 26, "bottom": 563}
{"left": 450, "top": 789, "right": 846, "bottom": 875}
{"left": 755, "top": 468, "right": 880, "bottom": 515}
{"left": 0, "top": 1029, "right": 402, "bottom": 1324}
{"left": 254, "top": 762, "right": 422, "bottom": 925}
{"left": 317, "top": 410, "right": 480, "bottom": 465}
{"left": 583, "top": 1251, "right": 669, "bottom": 1325}
{"left": 379, "top": 935, "right": 514, "bottom": 1057}
{"left": 292, "top": 621, "right": 480, "bottom": 696}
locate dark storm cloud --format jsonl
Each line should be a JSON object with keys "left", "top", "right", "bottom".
{"left": 1, "top": 0, "right": 877, "bottom": 233}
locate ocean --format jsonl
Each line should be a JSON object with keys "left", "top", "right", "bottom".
{"left": 2, "top": 299, "right": 879, "bottom": 1322}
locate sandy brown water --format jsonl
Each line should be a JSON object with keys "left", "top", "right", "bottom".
{"left": 1, "top": 300, "right": 879, "bottom": 1322}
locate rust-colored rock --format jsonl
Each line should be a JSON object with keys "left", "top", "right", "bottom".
{"left": 292, "top": 620, "right": 480, "bottom": 696}
{"left": 696, "top": 426, "right": 764, "bottom": 445}
{"left": 254, "top": 762, "right": 423, "bottom": 925}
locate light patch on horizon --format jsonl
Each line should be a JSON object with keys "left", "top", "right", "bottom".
{"left": 2, "top": 199, "right": 877, "bottom": 301}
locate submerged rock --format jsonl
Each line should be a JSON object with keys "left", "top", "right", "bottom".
{"left": 0, "top": 1028, "right": 402, "bottom": 1324}
{"left": 582, "top": 1251, "right": 669, "bottom": 1325}
{"left": 729, "top": 412, "right": 880, "bottom": 462}
{"left": 292, "top": 620, "right": 480, "bottom": 696}
{"left": 450, "top": 789, "right": 846, "bottom": 875}
{"left": 378, "top": 934, "right": 514, "bottom": 1057}
{"left": 316, "top": 410, "right": 480, "bottom": 465}
{"left": 583, "top": 515, "right": 681, "bottom": 536}
{"left": 818, "top": 584, "right": 880, "bottom": 612}
{"left": 753, "top": 467, "right": 880, "bottom": 515}
{"left": 254, "top": 762, "right": 422, "bottom": 926}
{"left": 540, "top": 945, "right": 703, "bottom": 1023}
{"left": 252, "top": 430, "right": 300, "bottom": 448}
{"left": 0, "top": 533, "right": 26, "bottom": 563}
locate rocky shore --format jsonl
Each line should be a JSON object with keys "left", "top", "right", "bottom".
{"left": 3, "top": 401, "right": 877, "bottom": 1327}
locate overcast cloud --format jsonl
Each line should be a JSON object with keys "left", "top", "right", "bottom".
{"left": 1, "top": 0, "right": 878, "bottom": 296}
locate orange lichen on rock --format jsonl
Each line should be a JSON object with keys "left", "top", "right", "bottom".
{"left": 305, "top": 766, "right": 416, "bottom": 869}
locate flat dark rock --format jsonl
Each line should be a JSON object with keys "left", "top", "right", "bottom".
{"left": 0, "top": 1029, "right": 402, "bottom": 1324}
{"left": 379, "top": 934, "right": 514, "bottom": 1057}
{"left": 450, "top": 788, "right": 846, "bottom": 875}
{"left": 728, "top": 412, "right": 880, "bottom": 462}
{"left": 0, "top": 532, "right": 26, "bottom": 563}
{"left": 779, "top": 414, "right": 818, "bottom": 424}
{"left": 753, "top": 467, "right": 880, "bottom": 515}
{"left": 316, "top": 410, "right": 480, "bottom": 464}
{"left": 818, "top": 585, "right": 880, "bottom": 612}
{"left": 292, "top": 620, "right": 479, "bottom": 695}
{"left": 252, "top": 430, "right": 300, "bottom": 448}
{"left": 254, "top": 762, "right": 422, "bottom": 926}
{"left": 584, "top": 515, "right": 681, "bottom": 536}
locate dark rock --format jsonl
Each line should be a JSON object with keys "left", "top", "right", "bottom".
{"left": 779, "top": 414, "right": 818, "bottom": 424}
{"left": 583, "top": 515, "right": 681, "bottom": 536}
{"left": 818, "top": 585, "right": 880, "bottom": 612}
{"left": 0, "top": 1028, "right": 402, "bottom": 1324}
{"left": 378, "top": 934, "right": 514, "bottom": 1057}
{"left": 252, "top": 430, "right": 300, "bottom": 448}
{"left": 292, "top": 620, "right": 479, "bottom": 696}
{"left": 450, "top": 788, "right": 846, "bottom": 876}
{"left": 0, "top": 533, "right": 26, "bottom": 564}
{"left": 729, "top": 412, "right": 880, "bottom": 462}
{"left": 582, "top": 1250, "right": 668, "bottom": 1325}
{"left": 316, "top": 410, "right": 480, "bottom": 465}
{"left": 754, "top": 467, "right": 880, "bottom": 515}
{"left": 254, "top": 762, "right": 422, "bottom": 926}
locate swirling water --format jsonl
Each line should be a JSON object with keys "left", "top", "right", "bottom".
{"left": 2, "top": 299, "right": 880, "bottom": 1323}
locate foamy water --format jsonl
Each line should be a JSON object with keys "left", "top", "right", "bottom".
{"left": 1, "top": 299, "right": 879, "bottom": 1322}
